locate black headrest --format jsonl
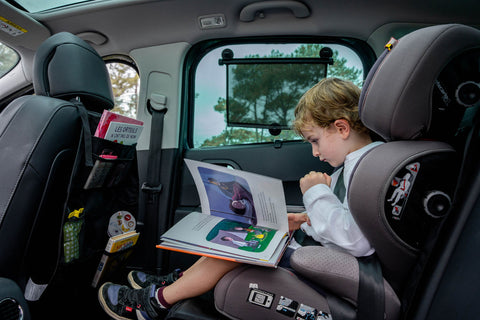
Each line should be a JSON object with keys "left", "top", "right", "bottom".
{"left": 359, "top": 24, "right": 480, "bottom": 141}
{"left": 33, "top": 32, "right": 114, "bottom": 112}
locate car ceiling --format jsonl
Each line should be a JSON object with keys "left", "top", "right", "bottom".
{"left": 2, "top": 0, "right": 480, "bottom": 60}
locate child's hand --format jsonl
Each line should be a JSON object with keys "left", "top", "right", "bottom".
{"left": 300, "top": 171, "right": 332, "bottom": 194}
{"left": 288, "top": 213, "right": 311, "bottom": 232}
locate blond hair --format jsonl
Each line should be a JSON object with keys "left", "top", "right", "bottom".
{"left": 293, "top": 77, "right": 369, "bottom": 136}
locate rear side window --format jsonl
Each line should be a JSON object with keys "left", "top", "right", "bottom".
{"left": 106, "top": 61, "right": 139, "bottom": 118}
{"left": 192, "top": 43, "right": 364, "bottom": 148}
{"left": 0, "top": 42, "right": 19, "bottom": 78}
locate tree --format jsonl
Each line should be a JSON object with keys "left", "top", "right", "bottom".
{"left": 107, "top": 62, "right": 139, "bottom": 118}
{"left": 0, "top": 43, "right": 19, "bottom": 78}
{"left": 200, "top": 44, "right": 362, "bottom": 147}
{"left": 293, "top": 44, "right": 363, "bottom": 87}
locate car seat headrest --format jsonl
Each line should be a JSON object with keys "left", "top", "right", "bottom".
{"left": 359, "top": 24, "right": 480, "bottom": 141}
{"left": 33, "top": 32, "right": 114, "bottom": 113}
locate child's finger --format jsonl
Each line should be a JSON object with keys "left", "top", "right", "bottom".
{"left": 324, "top": 173, "right": 332, "bottom": 187}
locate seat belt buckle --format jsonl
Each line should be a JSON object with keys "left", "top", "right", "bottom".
{"left": 141, "top": 182, "right": 163, "bottom": 194}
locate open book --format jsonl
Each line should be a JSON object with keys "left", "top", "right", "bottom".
{"left": 157, "top": 159, "right": 291, "bottom": 267}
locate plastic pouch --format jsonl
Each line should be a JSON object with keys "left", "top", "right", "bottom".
{"left": 63, "top": 208, "right": 85, "bottom": 263}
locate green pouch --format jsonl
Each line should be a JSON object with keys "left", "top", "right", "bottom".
{"left": 63, "top": 208, "right": 84, "bottom": 263}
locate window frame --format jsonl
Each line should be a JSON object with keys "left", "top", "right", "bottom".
{"left": 104, "top": 55, "right": 140, "bottom": 119}
{"left": 182, "top": 36, "right": 377, "bottom": 150}
{"left": 0, "top": 41, "right": 20, "bottom": 79}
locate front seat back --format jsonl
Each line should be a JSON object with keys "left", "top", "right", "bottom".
{"left": 0, "top": 32, "right": 114, "bottom": 299}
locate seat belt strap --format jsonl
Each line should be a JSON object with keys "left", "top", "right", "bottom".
{"left": 357, "top": 253, "right": 385, "bottom": 320}
{"left": 333, "top": 166, "right": 346, "bottom": 201}
{"left": 142, "top": 98, "right": 167, "bottom": 192}
{"left": 69, "top": 97, "right": 93, "bottom": 167}
{"left": 140, "top": 99, "right": 167, "bottom": 226}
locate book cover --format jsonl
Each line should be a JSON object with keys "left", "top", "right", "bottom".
{"left": 105, "top": 231, "right": 140, "bottom": 253}
{"left": 94, "top": 110, "right": 144, "bottom": 140}
{"left": 103, "top": 121, "right": 144, "bottom": 145}
{"left": 92, "top": 231, "right": 140, "bottom": 287}
{"left": 157, "top": 159, "right": 291, "bottom": 267}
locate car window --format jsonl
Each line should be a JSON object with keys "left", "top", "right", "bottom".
{"left": 10, "top": 0, "right": 92, "bottom": 13}
{"left": 192, "top": 43, "right": 364, "bottom": 148}
{"left": 0, "top": 42, "right": 19, "bottom": 79}
{"left": 106, "top": 61, "right": 139, "bottom": 118}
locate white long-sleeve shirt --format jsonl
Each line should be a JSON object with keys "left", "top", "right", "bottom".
{"left": 300, "top": 141, "right": 384, "bottom": 257}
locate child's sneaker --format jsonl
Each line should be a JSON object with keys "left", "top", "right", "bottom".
{"left": 128, "top": 269, "right": 181, "bottom": 289}
{"left": 98, "top": 282, "right": 166, "bottom": 320}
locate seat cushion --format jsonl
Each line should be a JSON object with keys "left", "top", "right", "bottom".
{"left": 290, "top": 246, "right": 401, "bottom": 320}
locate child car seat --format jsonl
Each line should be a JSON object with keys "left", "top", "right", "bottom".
{"left": 205, "top": 24, "right": 480, "bottom": 320}
{"left": 0, "top": 32, "right": 114, "bottom": 300}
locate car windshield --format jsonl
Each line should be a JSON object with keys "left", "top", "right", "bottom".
{"left": 10, "top": 0, "right": 96, "bottom": 12}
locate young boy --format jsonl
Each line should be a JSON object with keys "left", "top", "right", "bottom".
{"left": 290, "top": 77, "right": 382, "bottom": 257}
{"left": 98, "top": 77, "right": 383, "bottom": 320}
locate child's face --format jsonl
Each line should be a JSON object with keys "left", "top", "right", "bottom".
{"left": 301, "top": 123, "right": 349, "bottom": 167}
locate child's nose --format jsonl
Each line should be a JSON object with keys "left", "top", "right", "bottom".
{"left": 312, "top": 146, "right": 320, "bottom": 158}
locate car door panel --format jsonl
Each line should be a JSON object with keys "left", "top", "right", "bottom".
{"left": 177, "top": 141, "right": 332, "bottom": 215}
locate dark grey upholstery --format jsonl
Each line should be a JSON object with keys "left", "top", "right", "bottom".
{"left": 213, "top": 24, "right": 480, "bottom": 320}
{"left": 0, "top": 32, "right": 113, "bottom": 299}
{"left": 215, "top": 266, "right": 331, "bottom": 320}
{"left": 352, "top": 23, "right": 480, "bottom": 291}
{"left": 33, "top": 32, "right": 114, "bottom": 113}
{"left": 289, "top": 23, "right": 479, "bottom": 317}
{"left": 290, "top": 246, "right": 400, "bottom": 318}
{"left": 0, "top": 96, "right": 81, "bottom": 287}
{"left": 360, "top": 24, "right": 480, "bottom": 141}
{"left": 348, "top": 140, "right": 456, "bottom": 292}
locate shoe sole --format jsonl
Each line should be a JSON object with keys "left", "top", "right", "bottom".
{"left": 127, "top": 271, "right": 143, "bottom": 290}
{"left": 98, "top": 282, "right": 132, "bottom": 320}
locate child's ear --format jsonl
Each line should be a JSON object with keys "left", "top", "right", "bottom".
{"left": 333, "top": 119, "right": 350, "bottom": 138}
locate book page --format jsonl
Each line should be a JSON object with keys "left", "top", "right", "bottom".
{"left": 185, "top": 159, "right": 288, "bottom": 233}
{"left": 159, "top": 236, "right": 289, "bottom": 267}
{"left": 160, "top": 211, "right": 287, "bottom": 262}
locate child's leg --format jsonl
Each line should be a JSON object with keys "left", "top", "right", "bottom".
{"left": 162, "top": 256, "right": 239, "bottom": 305}
{"left": 98, "top": 257, "right": 240, "bottom": 319}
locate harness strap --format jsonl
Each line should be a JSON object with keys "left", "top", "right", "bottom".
{"left": 357, "top": 253, "right": 385, "bottom": 320}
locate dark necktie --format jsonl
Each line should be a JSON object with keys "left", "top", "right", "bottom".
{"left": 333, "top": 167, "right": 346, "bottom": 201}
